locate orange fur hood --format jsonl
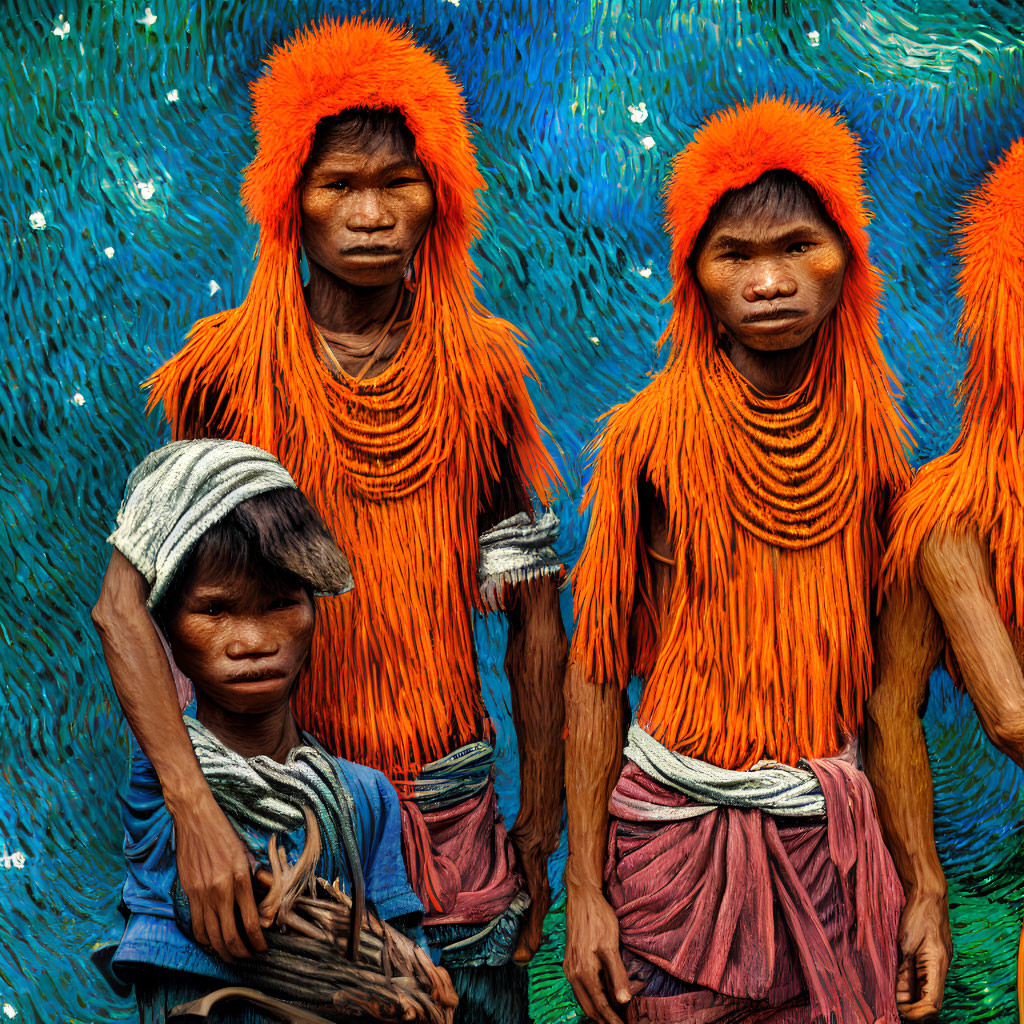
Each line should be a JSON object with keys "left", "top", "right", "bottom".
{"left": 242, "top": 17, "right": 484, "bottom": 255}
{"left": 661, "top": 97, "right": 880, "bottom": 368}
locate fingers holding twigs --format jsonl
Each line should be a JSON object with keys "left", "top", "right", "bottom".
{"left": 232, "top": 811, "right": 450, "bottom": 1022}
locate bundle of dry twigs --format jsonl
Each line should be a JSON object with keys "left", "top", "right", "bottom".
{"left": 168, "top": 808, "right": 454, "bottom": 1024}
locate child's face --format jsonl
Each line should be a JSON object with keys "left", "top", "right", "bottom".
{"left": 165, "top": 558, "right": 315, "bottom": 716}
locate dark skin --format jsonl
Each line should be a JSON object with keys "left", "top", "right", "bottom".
{"left": 300, "top": 135, "right": 435, "bottom": 378}
{"left": 867, "top": 525, "right": 1024, "bottom": 1020}
{"left": 94, "top": 548, "right": 267, "bottom": 963}
{"left": 164, "top": 566, "right": 313, "bottom": 763}
{"left": 94, "top": 125, "right": 566, "bottom": 967}
{"left": 864, "top": 583, "right": 950, "bottom": 1022}
{"left": 565, "top": 203, "right": 865, "bottom": 1021}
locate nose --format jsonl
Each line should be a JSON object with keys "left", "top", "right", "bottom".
{"left": 345, "top": 188, "right": 395, "bottom": 233}
{"left": 225, "top": 618, "right": 279, "bottom": 660}
{"left": 743, "top": 259, "right": 797, "bottom": 302}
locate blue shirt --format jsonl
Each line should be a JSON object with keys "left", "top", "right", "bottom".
{"left": 110, "top": 710, "right": 422, "bottom": 984}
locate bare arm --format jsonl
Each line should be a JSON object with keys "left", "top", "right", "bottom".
{"left": 92, "top": 548, "right": 266, "bottom": 960}
{"left": 919, "top": 530, "right": 1024, "bottom": 768}
{"left": 563, "top": 662, "right": 632, "bottom": 1023}
{"left": 504, "top": 574, "right": 567, "bottom": 963}
{"left": 864, "top": 581, "right": 949, "bottom": 1021}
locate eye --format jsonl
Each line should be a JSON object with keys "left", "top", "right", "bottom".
{"left": 718, "top": 251, "right": 748, "bottom": 262}
{"left": 323, "top": 180, "right": 351, "bottom": 191}
{"left": 201, "top": 602, "right": 226, "bottom": 616}
{"left": 787, "top": 241, "right": 814, "bottom": 254}
{"left": 387, "top": 176, "right": 422, "bottom": 188}
{"left": 268, "top": 596, "right": 300, "bottom": 611}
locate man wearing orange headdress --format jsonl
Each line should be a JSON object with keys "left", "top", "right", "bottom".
{"left": 868, "top": 139, "right": 1024, "bottom": 1016}
{"left": 563, "top": 99, "right": 927, "bottom": 1024}
{"left": 92, "top": 19, "right": 566, "bottom": 1022}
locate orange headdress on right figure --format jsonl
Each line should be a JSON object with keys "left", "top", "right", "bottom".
{"left": 887, "top": 139, "right": 1024, "bottom": 624}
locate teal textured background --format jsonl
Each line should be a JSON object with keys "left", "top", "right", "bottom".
{"left": 1, "top": 1, "right": 1022, "bottom": 1020}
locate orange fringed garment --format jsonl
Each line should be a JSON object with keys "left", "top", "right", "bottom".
{"left": 886, "top": 139, "right": 1024, "bottom": 628}
{"left": 146, "top": 19, "right": 559, "bottom": 783}
{"left": 571, "top": 98, "right": 910, "bottom": 771}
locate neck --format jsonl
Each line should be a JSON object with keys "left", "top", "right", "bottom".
{"left": 305, "top": 261, "right": 404, "bottom": 338}
{"left": 195, "top": 697, "right": 301, "bottom": 764}
{"left": 722, "top": 334, "right": 815, "bottom": 397}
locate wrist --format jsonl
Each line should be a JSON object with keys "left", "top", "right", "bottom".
{"left": 564, "top": 855, "right": 604, "bottom": 898}
{"left": 164, "top": 778, "right": 219, "bottom": 822}
{"left": 906, "top": 880, "right": 948, "bottom": 905}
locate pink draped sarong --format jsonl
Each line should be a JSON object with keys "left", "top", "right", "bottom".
{"left": 399, "top": 779, "right": 522, "bottom": 927}
{"left": 605, "top": 757, "right": 903, "bottom": 1024}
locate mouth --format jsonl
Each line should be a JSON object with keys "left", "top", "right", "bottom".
{"left": 742, "top": 308, "right": 805, "bottom": 324}
{"left": 224, "top": 668, "right": 288, "bottom": 685}
{"left": 340, "top": 246, "right": 403, "bottom": 259}
{"left": 740, "top": 308, "right": 806, "bottom": 335}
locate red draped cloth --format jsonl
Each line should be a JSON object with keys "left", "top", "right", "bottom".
{"left": 605, "top": 757, "right": 903, "bottom": 1024}
{"left": 399, "top": 780, "right": 522, "bottom": 927}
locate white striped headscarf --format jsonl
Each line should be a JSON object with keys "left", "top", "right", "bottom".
{"left": 109, "top": 439, "right": 352, "bottom": 608}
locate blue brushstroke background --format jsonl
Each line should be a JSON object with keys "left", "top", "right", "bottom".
{"left": 1, "top": 1, "right": 1021, "bottom": 1020}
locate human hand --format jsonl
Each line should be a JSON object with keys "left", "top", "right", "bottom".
{"left": 896, "top": 890, "right": 952, "bottom": 1021}
{"left": 509, "top": 826, "right": 552, "bottom": 964}
{"left": 172, "top": 790, "right": 266, "bottom": 962}
{"left": 563, "top": 884, "right": 635, "bottom": 1024}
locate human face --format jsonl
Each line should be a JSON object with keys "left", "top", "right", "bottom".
{"left": 693, "top": 207, "right": 848, "bottom": 353}
{"left": 165, "top": 561, "right": 315, "bottom": 717}
{"left": 300, "top": 135, "right": 436, "bottom": 289}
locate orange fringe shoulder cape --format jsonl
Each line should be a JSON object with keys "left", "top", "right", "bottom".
{"left": 571, "top": 98, "right": 910, "bottom": 771}
{"left": 146, "top": 19, "right": 559, "bottom": 782}
{"left": 886, "top": 139, "right": 1024, "bottom": 628}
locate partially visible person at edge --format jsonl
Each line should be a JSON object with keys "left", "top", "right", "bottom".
{"left": 91, "top": 19, "right": 567, "bottom": 1024}
{"left": 868, "top": 138, "right": 1024, "bottom": 1018}
{"left": 94, "top": 439, "right": 455, "bottom": 1023}
{"left": 563, "top": 98, "right": 942, "bottom": 1024}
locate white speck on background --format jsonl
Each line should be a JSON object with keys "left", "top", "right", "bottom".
{"left": 641, "top": 135, "right": 655, "bottom": 150}
{"left": 29, "top": 211, "right": 46, "bottom": 230}
{"left": 51, "top": 14, "right": 70, "bottom": 38}
{"left": 136, "top": 180, "right": 156, "bottom": 200}
{"left": 136, "top": 7, "right": 157, "bottom": 27}
{"left": 208, "top": 280, "right": 221, "bottom": 297}
{"left": 166, "top": 89, "right": 179, "bottom": 103}
{"left": 807, "top": 29, "right": 820, "bottom": 46}
{"left": 3, "top": 1003, "right": 16, "bottom": 1018}
{"left": 628, "top": 102, "right": 648, "bottom": 123}
{"left": 103, "top": 246, "right": 115, "bottom": 258}
{"left": 71, "top": 392, "right": 86, "bottom": 406}
{"left": 0, "top": 844, "right": 27, "bottom": 870}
